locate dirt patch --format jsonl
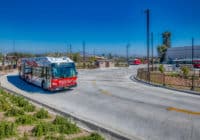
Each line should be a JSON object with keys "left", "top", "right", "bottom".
{"left": 5, "top": 117, "right": 16, "bottom": 122}
{"left": 0, "top": 112, "right": 4, "bottom": 120}
{"left": 17, "top": 125, "right": 35, "bottom": 136}
{"left": 26, "top": 111, "right": 37, "bottom": 116}
{"left": 65, "top": 130, "right": 90, "bottom": 139}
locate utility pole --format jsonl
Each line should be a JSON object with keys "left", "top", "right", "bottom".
{"left": 10, "top": 40, "right": 15, "bottom": 68}
{"left": 83, "top": 41, "right": 86, "bottom": 68}
{"left": 191, "top": 37, "right": 194, "bottom": 90}
{"left": 145, "top": 9, "right": 150, "bottom": 82}
{"left": 151, "top": 32, "right": 154, "bottom": 71}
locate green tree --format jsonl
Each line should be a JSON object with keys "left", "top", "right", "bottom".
{"left": 157, "top": 45, "right": 168, "bottom": 63}
{"left": 162, "top": 31, "right": 171, "bottom": 48}
{"left": 157, "top": 31, "right": 171, "bottom": 63}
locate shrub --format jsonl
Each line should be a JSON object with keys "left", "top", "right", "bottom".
{"left": 5, "top": 107, "right": 24, "bottom": 117}
{"left": 10, "top": 95, "right": 28, "bottom": 107}
{"left": 0, "top": 89, "right": 8, "bottom": 97}
{"left": 53, "top": 116, "right": 80, "bottom": 134}
{"left": 18, "top": 132, "right": 29, "bottom": 140}
{"left": 181, "top": 66, "right": 190, "bottom": 78}
{"left": 58, "top": 123, "right": 80, "bottom": 134}
{"left": 32, "top": 122, "right": 57, "bottom": 137}
{"left": 14, "top": 96, "right": 29, "bottom": 108}
{"left": 23, "top": 104, "right": 35, "bottom": 112}
{"left": 0, "top": 98, "right": 11, "bottom": 111}
{"left": 16, "top": 115, "right": 37, "bottom": 125}
{"left": 34, "top": 108, "right": 49, "bottom": 119}
{"left": 32, "top": 123, "right": 45, "bottom": 137}
{"left": 0, "top": 121, "right": 16, "bottom": 139}
{"left": 53, "top": 115, "right": 69, "bottom": 125}
{"left": 159, "top": 64, "right": 165, "bottom": 73}
{"left": 33, "top": 116, "right": 80, "bottom": 137}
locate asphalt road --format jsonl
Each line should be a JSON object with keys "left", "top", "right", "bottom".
{"left": 1, "top": 65, "right": 200, "bottom": 140}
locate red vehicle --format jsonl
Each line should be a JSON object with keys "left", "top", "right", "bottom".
{"left": 133, "top": 59, "right": 142, "bottom": 65}
{"left": 193, "top": 60, "right": 200, "bottom": 68}
{"left": 173, "top": 59, "right": 200, "bottom": 69}
{"left": 19, "top": 57, "right": 78, "bottom": 91}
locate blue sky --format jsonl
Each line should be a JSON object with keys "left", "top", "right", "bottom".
{"left": 0, "top": 0, "right": 200, "bottom": 56}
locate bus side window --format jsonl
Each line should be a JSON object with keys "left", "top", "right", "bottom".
{"left": 41, "top": 67, "right": 46, "bottom": 78}
{"left": 46, "top": 67, "right": 51, "bottom": 79}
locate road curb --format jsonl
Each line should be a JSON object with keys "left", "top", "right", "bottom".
{"left": 0, "top": 85, "right": 140, "bottom": 140}
{"left": 131, "top": 75, "right": 200, "bottom": 96}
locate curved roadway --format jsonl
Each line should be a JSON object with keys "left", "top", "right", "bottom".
{"left": 1, "top": 65, "right": 200, "bottom": 140}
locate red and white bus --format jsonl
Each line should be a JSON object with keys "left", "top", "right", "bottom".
{"left": 19, "top": 57, "right": 78, "bottom": 91}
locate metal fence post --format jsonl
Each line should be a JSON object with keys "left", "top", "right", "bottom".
{"left": 163, "top": 73, "right": 165, "bottom": 86}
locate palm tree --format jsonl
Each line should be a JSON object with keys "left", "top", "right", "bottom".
{"left": 157, "top": 31, "right": 171, "bottom": 63}
{"left": 162, "top": 31, "right": 171, "bottom": 48}
{"left": 157, "top": 44, "right": 168, "bottom": 63}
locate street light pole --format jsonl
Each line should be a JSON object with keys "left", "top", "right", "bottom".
{"left": 145, "top": 9, "right": 150, "bottom": 82}
{"left": 151, "top": 32, "right": 154, "bottom": 71}
{"left": 191, "top": 37, "right": 194, "bottom": 90}
{"left": 126, "top": 43, "right": 130, "bottom": 64}
{"left": 69, "top": 44, "right": 72, "bottom": 59}
{"left": 83, "top": 41, "right": 86, "bottom": 68}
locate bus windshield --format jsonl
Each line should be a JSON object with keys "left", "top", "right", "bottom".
{"left": 52, "top": 63, "right": 77, "bottom": 78}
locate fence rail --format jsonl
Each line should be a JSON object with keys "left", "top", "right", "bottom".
{"left": 137, "top": 67, "right": 200, "bottom": 92}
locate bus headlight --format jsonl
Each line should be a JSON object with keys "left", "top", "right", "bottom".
{"left": 52, "top": 82, "right": 58, "bottom": 86}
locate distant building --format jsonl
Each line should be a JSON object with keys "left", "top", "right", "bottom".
{"left": 166, "top": 46, "right": 200, "bottom": 61}
{"left": 95, "top": 60, "right": 115, "bottom": 68}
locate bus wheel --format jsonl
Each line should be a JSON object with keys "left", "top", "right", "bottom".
{"left": 25, "top": 76, "right": 29, "bottom": 82}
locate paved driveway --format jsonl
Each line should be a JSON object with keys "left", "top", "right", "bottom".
{"left": 1, "top": 65, "right": 200, "bottom": 140}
